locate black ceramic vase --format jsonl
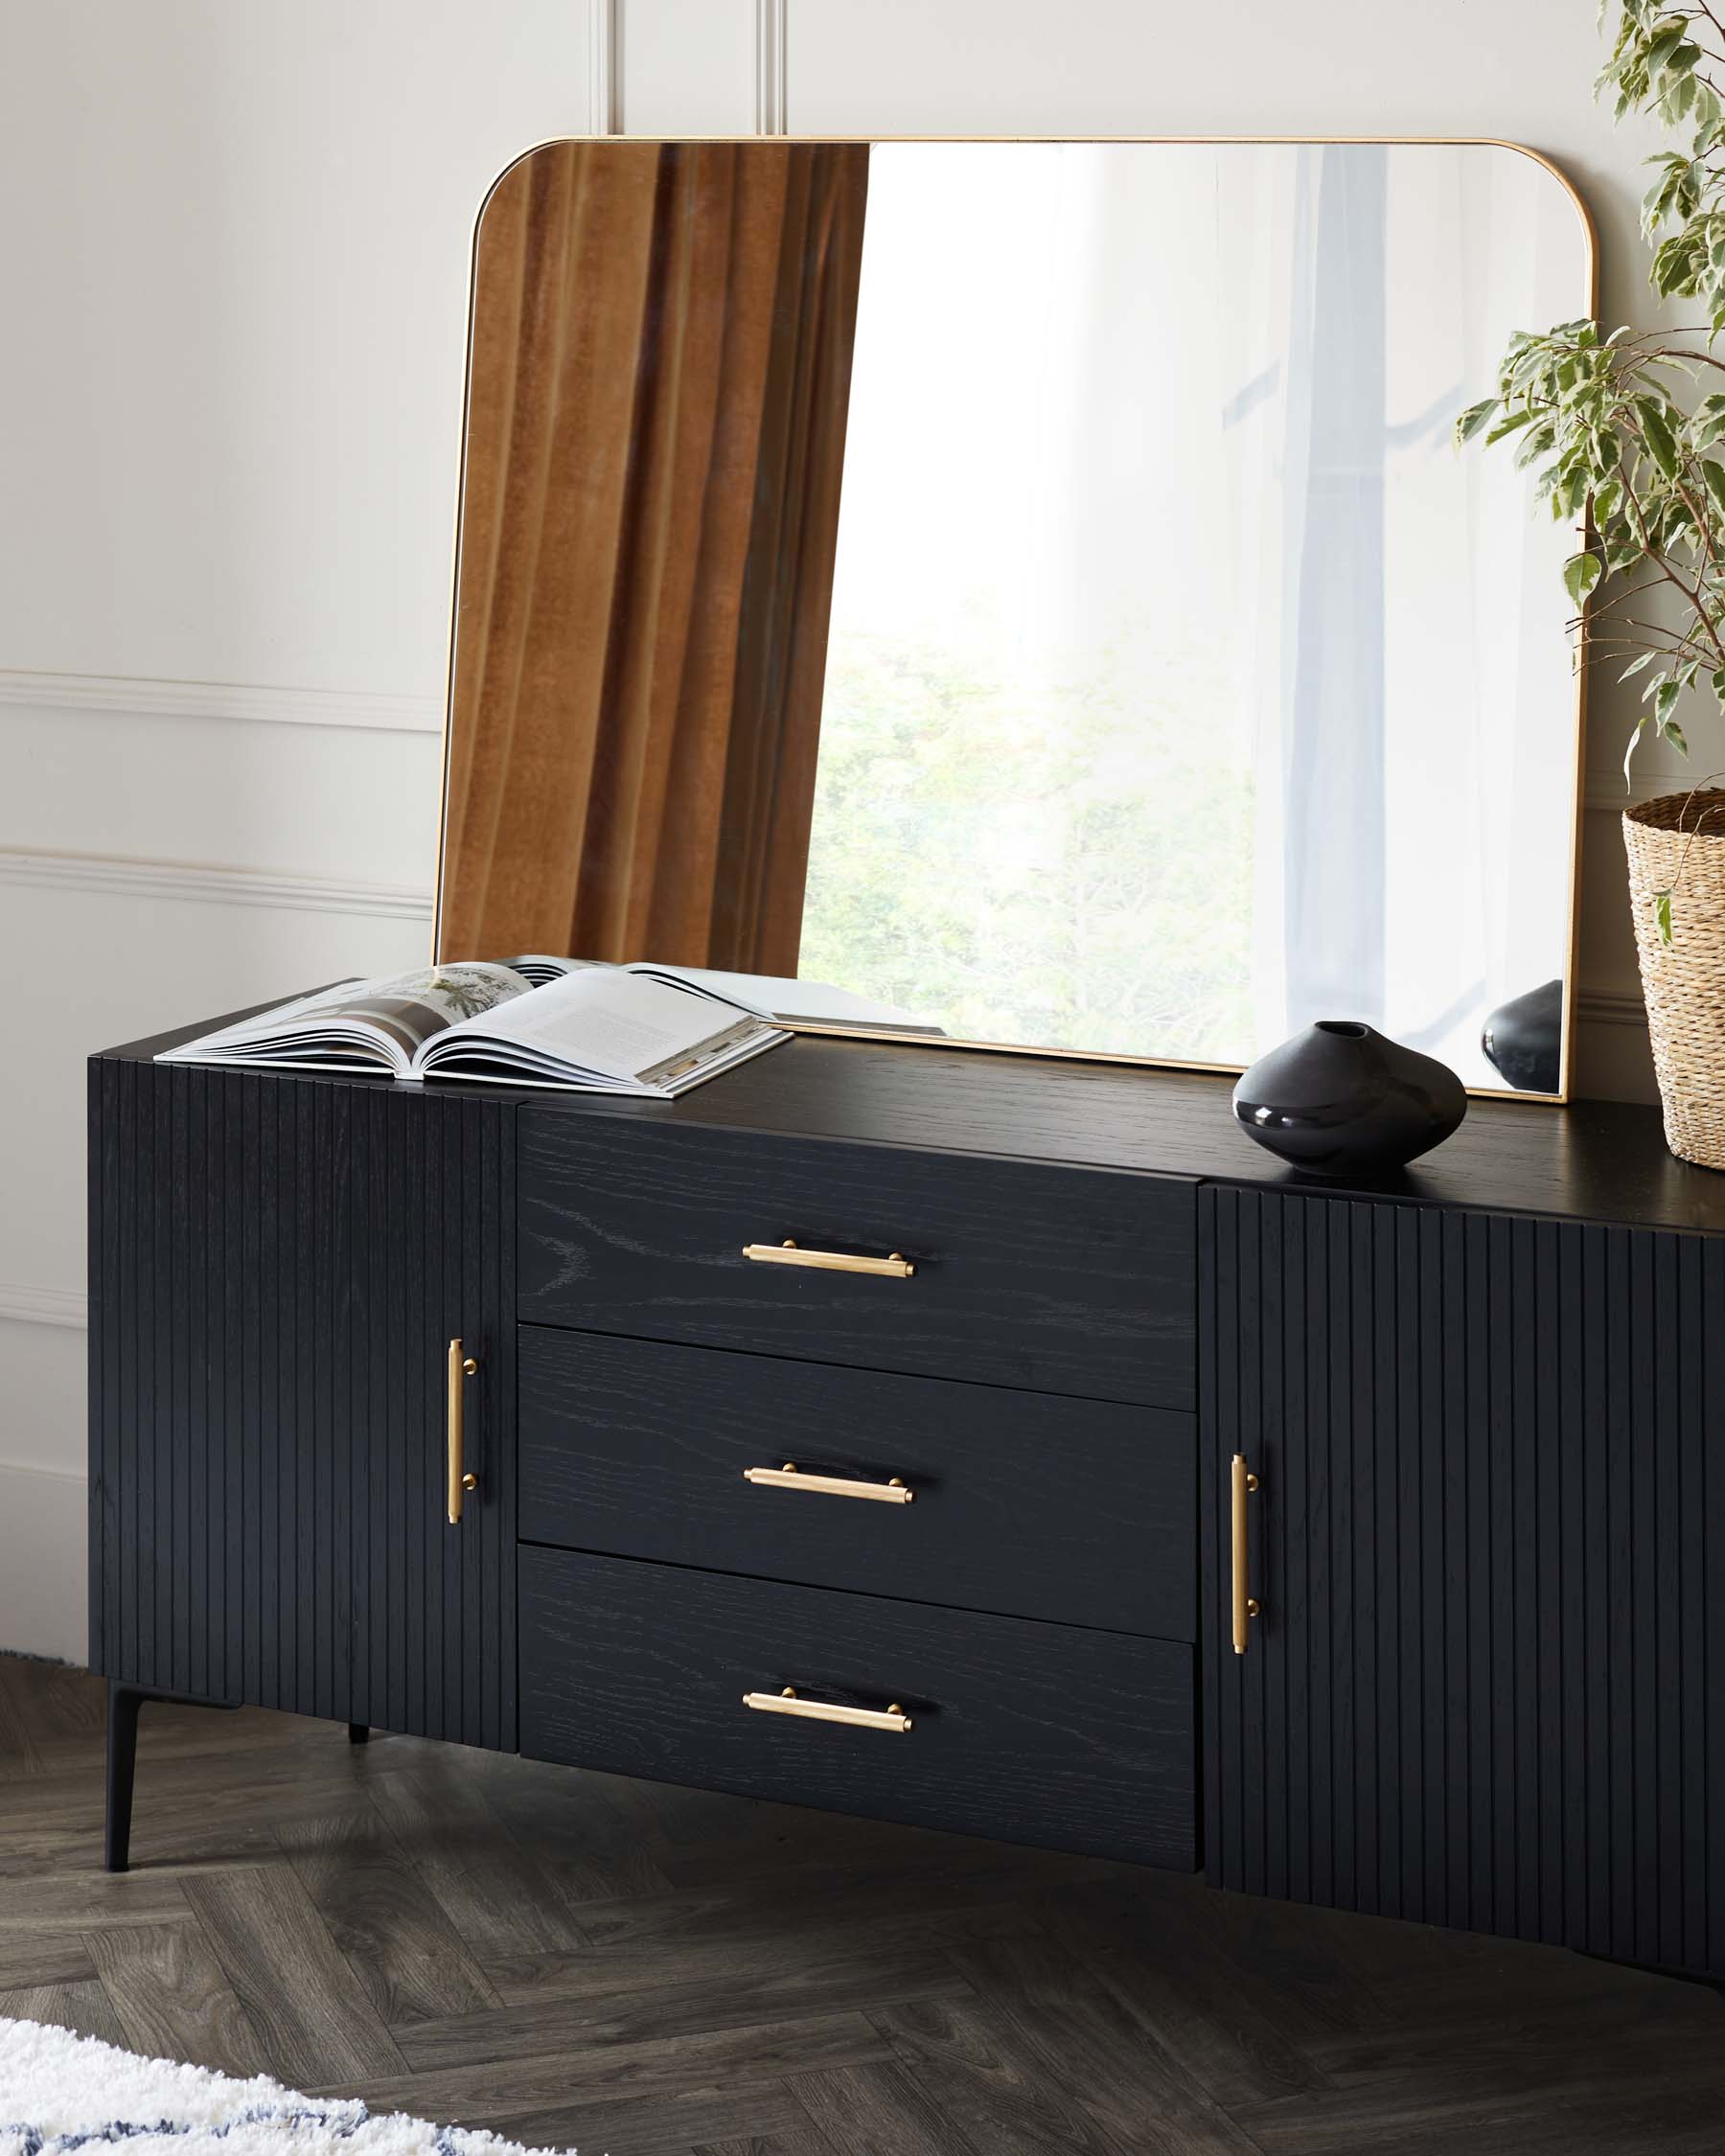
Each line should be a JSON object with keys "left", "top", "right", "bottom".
{"left": 1480, "top": 978, "right": 1562, "bottom": 1094}
{"left": 1232, "top": 1021, "right": 1466, "bottom": 1177}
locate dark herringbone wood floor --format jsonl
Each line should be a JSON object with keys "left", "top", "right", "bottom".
{"left": 2, "top": 1654, "right": 1723, "bottom": 2154}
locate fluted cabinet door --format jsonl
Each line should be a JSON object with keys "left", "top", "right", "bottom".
{"left": 88, "top": 1059, "right": 516, "bottom": 1750}
{"left": 1201, "top": 1183, "right": 1725, "bottom": 1977}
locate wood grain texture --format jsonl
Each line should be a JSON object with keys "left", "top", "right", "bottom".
{"left": 85, "top": 1921, "right": 273, "bottom": 2077}
{"left": 519, "top": 1548, "right": 1195, "bottom": 1868}
{"left": 1202, "top": 1182, "right": 1725, "bottom": 1976}
{"left": 0, "top": 1979, "right": 128, "bottom": 2049}
{"left": 945, "top": 1929, "right": 1304, "bottom": 2130}
{"left": 180, "top": 1865, "right": 404, "bottom": 2088}
{"left": 315, "top": 2013, "right": 895, "bottom": 2115}
{"left": 788, "top": 2061, "right": 960, "bottom": 2155}
{"left": 518, "top": 1326, "right": 1196, "bottom": 1638}
{"left": 276, "top": 1804, "right": 503, "bottom": 2028}
{"left": 865, "top": 1993, "right": 1166, "bottom": 2155}
{"left": 518, "top": 1112, "right": 1195, "bottom": 1407}
{"left": 391, "top": 1943, "right": 970, "bottom": 2071}
{"left": 361, "top": 1762, "right": 593, "bottom": 1961}
{"left": 698, "top": 2133, "right": 837, "bottom": 2156}
{"left": 103, "top": 1008, "right": 1725, "bottom": 1238}
{"left": 3, "top": 1659, "right": 1723, "bottom": 2155}
{"left": 0, "top": 1933, "right": 96, "bottom": 1991}
{"left": 0, "top": 1869, "right": 196, "bottom": 1932}
{"left": 87, "top": 1057, "right": 517, "bottom": 1748}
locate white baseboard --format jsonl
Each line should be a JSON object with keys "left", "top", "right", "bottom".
{"left": 0, "top": 1462, "right": 86, "bottom": 1663}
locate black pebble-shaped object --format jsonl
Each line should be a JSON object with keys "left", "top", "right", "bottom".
{"left": 1481, "top": 978, "right": 1563, "bottom": 1094}
{"left": 1232, "top": 1021, "right": 1467, "bottom": 1178}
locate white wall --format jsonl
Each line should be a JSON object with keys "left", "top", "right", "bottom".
{"left": 0, "top": 0, "right": 1680, "bottom": 1660}
{"left": 0, "top": 0, "right": 598, "bottom": 1657}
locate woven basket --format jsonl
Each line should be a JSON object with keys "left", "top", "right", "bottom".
{"left": 1623, "top": 789, "right": 1725, "bottom": 1167}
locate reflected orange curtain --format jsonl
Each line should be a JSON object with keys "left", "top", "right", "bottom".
{"left": 436, "top": 140, "right": 869, "bottom": 970}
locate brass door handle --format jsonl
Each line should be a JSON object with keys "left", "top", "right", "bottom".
{"left": 743, "top": 1686, "right": 913, "bottom": 1732}
{"left": 1231, "top": 1453, "right": 1261, "bottom": 1654}
{"left": 743, "top": 1462, "right": 913, "bottom": 1504}
{"left": 742, "top": 1238, "right": 915, "bottom": 1278}
{"left": 447, "top": 1339, "right": 479, "bottom": 1525}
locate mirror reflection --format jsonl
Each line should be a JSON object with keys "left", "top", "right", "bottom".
{"left": 436, "top": 139, "right": 1591, "bottom": 1094}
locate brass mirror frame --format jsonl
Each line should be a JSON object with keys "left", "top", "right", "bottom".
{"left": 432, "top": 135, "right": 1598, "bottom": 1103}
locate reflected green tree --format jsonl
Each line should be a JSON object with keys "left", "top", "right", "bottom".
{"left": 800, "top": 632, "right": 1255, "bottom": 1060}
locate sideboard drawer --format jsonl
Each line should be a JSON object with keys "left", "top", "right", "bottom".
{"left": 518, "top": 1326, "right": 1195, "bottom": 1637}
{"left": 519, "top": 1548, "right": 1196, "bottom": 1868}
{"left": 518, "top": 1113, "right": 1195, "bottom": 1407}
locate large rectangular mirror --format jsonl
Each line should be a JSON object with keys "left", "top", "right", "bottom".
{"left": 435, "top": 138, "right": 1593, "bottom": 1096}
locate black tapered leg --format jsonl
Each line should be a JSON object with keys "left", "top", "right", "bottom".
{"left": 104, "top": 1680, "right": 239, "bottom": 1872}
{"left": 347, "top": 1723, "right": 369, "bottom": 1744}
{"left": 104, "top": 1683, "right": 143, "bottom": 1873}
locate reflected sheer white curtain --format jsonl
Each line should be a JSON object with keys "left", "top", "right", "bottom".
{"left": 1224, "top": 145, "right": 1577, "bottom": 1080}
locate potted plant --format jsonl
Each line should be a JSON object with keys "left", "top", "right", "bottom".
{"left": 1460, "top": 0, "right": 1725, "bottom": 1165}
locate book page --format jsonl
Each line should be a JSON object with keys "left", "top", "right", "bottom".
{"left": 155, "top": 966, "right": 532, "bottom": 1073}
{"left": 418, "top": 967, "right": 765, "bottom": 1083}
{"left": 160, "top": 963, "right": 530, "bottom": 1069}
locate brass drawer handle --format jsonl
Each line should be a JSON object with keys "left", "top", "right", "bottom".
{"left": 1231, "top": 1452, "right": 1261, "bottom": 1654}
{"left": 743, "top": 1461, "right": 913, "bottom": 1504}
{"left": 742, "top": 1238, "right": 915, "bottom": 1278}
{"left": 447, "top": 1339, "right": 478, "bottom": 1525}
{"left": 743, "top": 1685, "right": 913, "bottom": 1733}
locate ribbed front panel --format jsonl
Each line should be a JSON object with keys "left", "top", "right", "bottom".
{"left": 88, "top": 1060, "right": 516, "bottom": 1749}
{"left": 1202, "top": 1183, "right": 1725, "bottom": 1976}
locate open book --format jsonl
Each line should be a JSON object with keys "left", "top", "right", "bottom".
{"left": 154, "top": 963, "right": 788, "bottom": 1098}
{"left": 154, "top": 960, "right": 940, "bottom": 1097}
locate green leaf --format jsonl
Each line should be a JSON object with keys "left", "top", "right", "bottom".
{"left": 1657, "top": 888, "right": 1674, "bottom": 945}
{"left": 1710, "top": 665, "right": 1725, "bottom": 701}
{"left": 1484, "top": 406, "right": 1541, "bottom": 444}
{"left": 1655, "top": 676, "right": 1683, "bottom": 726}
{"left": 1621, "top": 652, "right": 1661, "bottom": 680}
{"left": 1663, "top": 716, "right": 1690, "bottom": 753}
{"left": 1703, "top": 458, "right": 1725, "bottom": 511}
{"left": 1625, "top": 713, "right": 1649, "bottom": 782}
{"left": 1515, "top": 422, "right": 1560, "bottom": 470}
{"left": 1455, "top": 398, "right": 1499, "bottom": 447}
{"left": 1635, "top": 396, "right": 1682, "bottom": 473}
{"left": 1564, "top": 550, "right": 1604, "bottom": 605}
{"left": 1652, "top": 230, "right": 1702, "bottom": 294}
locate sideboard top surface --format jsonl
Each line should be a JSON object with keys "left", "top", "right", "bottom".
{"left": 101, "top": 998, "right": 1725, "bottom": 1237}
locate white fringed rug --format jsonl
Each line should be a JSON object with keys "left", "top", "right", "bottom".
{"left": 0, "top": 2017, "right": 572, "bottom": 2156}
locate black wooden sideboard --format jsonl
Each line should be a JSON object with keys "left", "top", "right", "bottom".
{"left": 89, "top": 1006, "right": 1725, "bottom": 1980}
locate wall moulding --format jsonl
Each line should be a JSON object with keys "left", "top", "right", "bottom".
{"left": 0, "top": 671, "right": 443, "bottom": 735}
{"left": 756, "top": 0, "right": 788, "bottom": 134}
{"left": 0, "top": 846, "right": 433, "bottom": 923}
{"left": 0, "top": 1284, "right": 86, "bottom": 1331}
